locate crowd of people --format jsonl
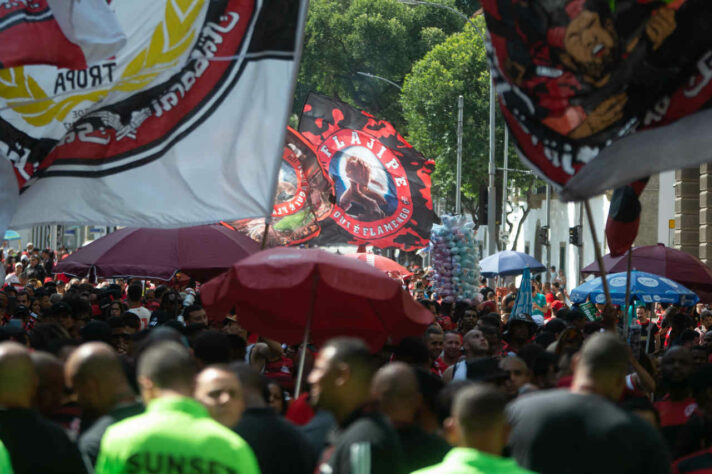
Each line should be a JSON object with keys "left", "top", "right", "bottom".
{"left": 1, "top": 243, "right": 712, "bottom": 473}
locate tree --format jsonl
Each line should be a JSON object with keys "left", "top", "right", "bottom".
{"left": 295, "top": 0, "right": 464, "bottom": 128}
{"left": 400, "top": 17, "right": 540, "bottom": 245}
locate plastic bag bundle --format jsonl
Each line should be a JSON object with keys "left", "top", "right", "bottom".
{"left": 430, "top": 215, "right": 478, "bottom": 302}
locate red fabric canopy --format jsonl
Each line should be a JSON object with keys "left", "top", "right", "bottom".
{"left": 201, "top": 247, "right": 433, "bottom": 350}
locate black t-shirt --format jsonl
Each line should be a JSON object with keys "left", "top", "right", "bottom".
{"left": 78, "top": 401, "right": 144, "bottom": 467}
{"left": 319, "top": 405, "right": 404, "bottom": 474}
{"left": 508, "top": 389, "right": 671, "bottom": 474}
{"left": 639, "top": 321, "right": 660, "bottom": 355}
{"left": 0, "top": 407, "right": 87, "bottom": 474}
{"left": 396, "top": 424, "right": 450, "bottom": 473}
{"left": 235, "top": 407, "right": 316, "bottom": 474}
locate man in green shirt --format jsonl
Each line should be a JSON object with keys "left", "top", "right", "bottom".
{"left": 95, "top": 341, "right": 259, "bottom": 474}
{"left": 0, "top": 440, "right": 12, "bottom": 474}
{"left": 413, "top": 383, "right": 532, "bottom": 474}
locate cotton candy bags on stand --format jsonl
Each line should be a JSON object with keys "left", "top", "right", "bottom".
{"left": 430, "top": 215, "right": 479, "bottom": 302}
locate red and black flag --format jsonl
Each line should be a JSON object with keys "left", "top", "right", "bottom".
{"left": 230, "top": 127, "right": 333, "bottom": 247}
{"left": 0, "top": 0, "right": 125, "bottom": 69}
{"left": 299, "top": 93, "right": 435, "bottom": 251}
{"left": 606, "top": 178, "right": 648, "bottom": 257}
{"left": 481, "top": 0, "right": 712, "bottom": 200}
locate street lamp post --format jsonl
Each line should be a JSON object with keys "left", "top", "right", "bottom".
{"left": 456, "top": 95, "right": 463, "bottom": 215}
{"left": 399, "top": 0, "right": 496, "bottom": 254}
{"left": 355, "top": 71, "right": 402, "bottom": 90}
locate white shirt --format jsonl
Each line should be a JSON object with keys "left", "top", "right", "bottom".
{"left": 127, "top": 306, "right": 151, "bottom": 329}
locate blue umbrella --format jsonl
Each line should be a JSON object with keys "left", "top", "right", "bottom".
{"left": 570, "top": 270, "right": 699, "bottom": 306}
{"left": 479, "top": 250, "right": 545, "bottom": 277}
{"left": 3, "top": 230, "right": 20, "bottom": 241}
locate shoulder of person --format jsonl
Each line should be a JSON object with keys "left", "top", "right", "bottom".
{"left": 340, "top": 414, "right": 397, "bottom": 445}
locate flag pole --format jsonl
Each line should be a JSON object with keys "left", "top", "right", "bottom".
{"left": 623, "top": 247, "right": 633, "bottom": 340}
{"left": 584, "top": 200, "right": 612, "bottom": 306}
{"left": 260, "top": 220, "right": 271, "bottom": 250}
{"left": 295, "top": 272, "right": 319, "bottom": 398}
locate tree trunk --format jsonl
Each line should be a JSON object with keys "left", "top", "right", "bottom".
{"left": 509, "top": 206, "right": 530, "bottom": 251}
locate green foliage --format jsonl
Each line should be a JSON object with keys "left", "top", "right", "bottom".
{"left": 296, "top": 0, "right": 464, "bottom": 127}
{"left": 400, "top": 17, "right": 535, "bottom": 215}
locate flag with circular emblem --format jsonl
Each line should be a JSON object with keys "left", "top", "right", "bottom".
{"left": 228, "top": 127, "right": 334, "bottom": 247}
{"left": 0, "top": 0, "right": 307, "bottom": 234}
{"left": 299, "top": 93, "right": 435, "bottom": 251}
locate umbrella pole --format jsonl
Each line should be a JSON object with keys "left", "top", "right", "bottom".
{"left": 584, "top": 200, "right": 612, "bottom": 306}
{"left": 623, "top": 248, "right": 633, "bottom": 341}
{"left": 260, "top": 221, "right": 271, "bottom": 250}
{"left": 295, "top": 272, "right": 319, "bottom": 398}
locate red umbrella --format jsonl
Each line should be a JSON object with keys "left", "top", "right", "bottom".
{"left": 342, "top": 253, "right": 412, "bottom": 278}
{"left": 582, "top": 244, "right": 712, "bottom": 302}
{"left": 200, "top": 248, "right": 434, "bottom": 395}
{"left": 53, "top": 225, "right": 259, "bottom": 282}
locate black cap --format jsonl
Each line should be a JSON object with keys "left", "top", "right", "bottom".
{"left": 565, "top": 309, "right": 587, "bottom": 323}
{"left": 13, "top": 305, "right": 29, "bottom": 317}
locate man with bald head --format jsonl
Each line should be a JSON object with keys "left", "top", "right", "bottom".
{"left": 507, "top": 333, "right": 670, "bottom": 474}
{"left": 0, "top": 342, "right": 86, "bottom": 473}
{"left": 371, "top": 362, "right": 450, "bottom": 473}
{"left": 442, "top": 328, "right": 489, "bottom": 383}
{"left": 65, "top": 342, "right": 143, "bottom": 468}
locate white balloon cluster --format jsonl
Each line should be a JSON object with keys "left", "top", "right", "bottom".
{"left": 430, "top": 215, "right": 479, "bottom": 302}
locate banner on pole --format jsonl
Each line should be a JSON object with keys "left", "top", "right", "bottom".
{"left": 481, "top": 0, "right": 712, "bottom": 200}
{"left": 229, "top": 127, "right": 334, "bottom": 247}
{"left": 299, "top": 93, "right": 435, "bottom": 251}
{"left": 511, "top": 267, "right": 533, "bottom": 317}
{"left": 1, "top": 0, "right": 306, "bottom": 231}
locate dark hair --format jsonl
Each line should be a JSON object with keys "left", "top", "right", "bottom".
{"left": 544, "top": 318, "right": 567, "bottom": 335}
{"left": 106, "top": 316, "right": 125, "bottom": 329}
{"left": 620, "top": 397, "right": 660, "bottom": 426}
{"left": 479, "top": 313, "right": 501, "bottom": 329}
{"left": 192, "top": 330, "right": 231, "bottom": 366}
{"left": 182, "top": 304, "right": 203, "bottom": 320}
{"left": 677, "top": 329, "right": 699, "bottom": 346}
{"left": 414, "top": 367, "right": 444, "bottom": 414}
{"left": 454, "top": 384, "right": 509, "bottom": 434}
{"left": 80, "top": 320, "right": 113, "bottom": 344}
{"left": 263, "top": 379, "right": 288, "bottom": 414}
{"left": 127, "top": 283, "right": 143, "bottom": 302}
{"left": 424, "top": 325, "right": 444, "bottom": 339}
{"left": 29, "top": 322, "right": 70, "bottom": 351}
{"left": 517, "top": 343, "right": 545, "bottom": 369}
{"left": 453, "top": 301, "right": 471, "bottom": 322}
{"left": 122, "top": 312, "right": 141, "bottom": 330}
{"left": 64, "top": 297, "right": 91, "bottom": 321}
{"left": 137, "top": 341, "right": 196, "bottom": 389}
{"left": 435, "top": 380, "right": 473, "bottom": 425}
{"left": 323, "top": 337, "right": 375, "bottom": 382}
{"left": 229, "top": 362, "right": 264, "bottom": 394}
{"left": 392, "top": 337, "right": 430, "bottom": 366}
{"left": 534, "top": 331, "right": 557, "bottom": 348}
{"left": 532, "top": 351, "right": 559, "bottom": 378}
